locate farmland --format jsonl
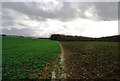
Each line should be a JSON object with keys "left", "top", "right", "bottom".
{"left": 61, "top": 41, "right": 119, "bottom": 80}
{"left": 2, "top": 35, "right": 120, "bottom": 80}
{"left": 2, "top": 36, "right": 61, "bottom": 79}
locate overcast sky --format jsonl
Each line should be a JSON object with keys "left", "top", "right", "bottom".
{"left": 1, "top": 1, "right": 119, "bottom": 38}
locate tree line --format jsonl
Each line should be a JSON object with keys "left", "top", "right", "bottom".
{"left": 1, "top": 34, "right": 120, "bottom": 42}
{"left": 50, "top": 34, "right": 120, "bottom": 42}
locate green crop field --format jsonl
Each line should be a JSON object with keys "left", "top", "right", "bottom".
{"left": 2, "top": 36, "right": 61, "bottom": 79}
{"left": 61, "top": 41, "right": 119, "bottom": 79}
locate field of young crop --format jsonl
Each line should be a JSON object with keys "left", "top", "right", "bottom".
{"left": 61, "top": 41, "right": 119, "bottom": 80}
{"left": 2, "top": 36, "right": 61, "bottom": 79}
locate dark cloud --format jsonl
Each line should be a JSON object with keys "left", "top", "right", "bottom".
{"left": 2, "top": 2, "right": 75, "bottom": 21}
{"left": 93, "top": 2, "right": 118, "bottom": 20}
{"left": 2, "top": 2, "right": 118, "bottom": 21}
{"left": 118, "top": 2, "right": 120, "bottom": 20}
{"left": 2, "top": 2, "right": 58, "bottom": 20}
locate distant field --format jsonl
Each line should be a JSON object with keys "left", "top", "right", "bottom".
{"left": 61, "top": 41, "right": 119, "bottom": 79}
{"left": 2, "top": 36, "right": 61, "bottom": 79}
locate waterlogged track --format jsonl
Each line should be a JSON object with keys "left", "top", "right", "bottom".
{"left": 61, "top": 41, "right": 119, "bottom": 80}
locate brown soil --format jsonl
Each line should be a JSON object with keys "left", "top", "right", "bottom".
{"left": 61, "top": 43, "right": 119, "bottom": 80}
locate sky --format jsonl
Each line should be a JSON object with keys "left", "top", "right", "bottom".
{"left": 1, "top": 0, "right": 119, "bottom": 38}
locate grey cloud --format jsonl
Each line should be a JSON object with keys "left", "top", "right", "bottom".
{"left": 1, "top": 1, "right": 118, "bottom": 37}
{"left": 2, "top": 2, "right": 118, "bottom": 21}
{"left": 93, "top": 2, "right": 118, "bottom": 20}
{"left": 118, "top": 2, "right": 120, "bottom": 20}
{"left": 2, "top": 20, "right": 15, "bottom": 27}
{"left": 2, "top": 8, "right": 26, "bottom": 26}
{"left": 2, "top": 2, "right": 58, "bottom": 19}
{"left": 68, "top": 2, "right": 118, "bottom": 21}
{"left": 2, "top": 2, "right": 76, "bottom": 21}
{"left": 2, "top": 8, "right": 42, "bottom": 27}
{"left": 2, "top": 28, "right": 36, "bottom": 36}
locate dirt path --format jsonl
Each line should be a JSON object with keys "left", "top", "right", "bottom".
{"left": 51, "top": 44, "right": 66, "bottom": 80}
{"left": 60, "top": 44, "right": 66, "bottom": 79}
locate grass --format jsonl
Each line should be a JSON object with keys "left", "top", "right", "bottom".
{"left": 2, "top": 36, "right": 61, "bottom": 79}
{"left": 61, "top": 41, "right": 119, "bottom": 79}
